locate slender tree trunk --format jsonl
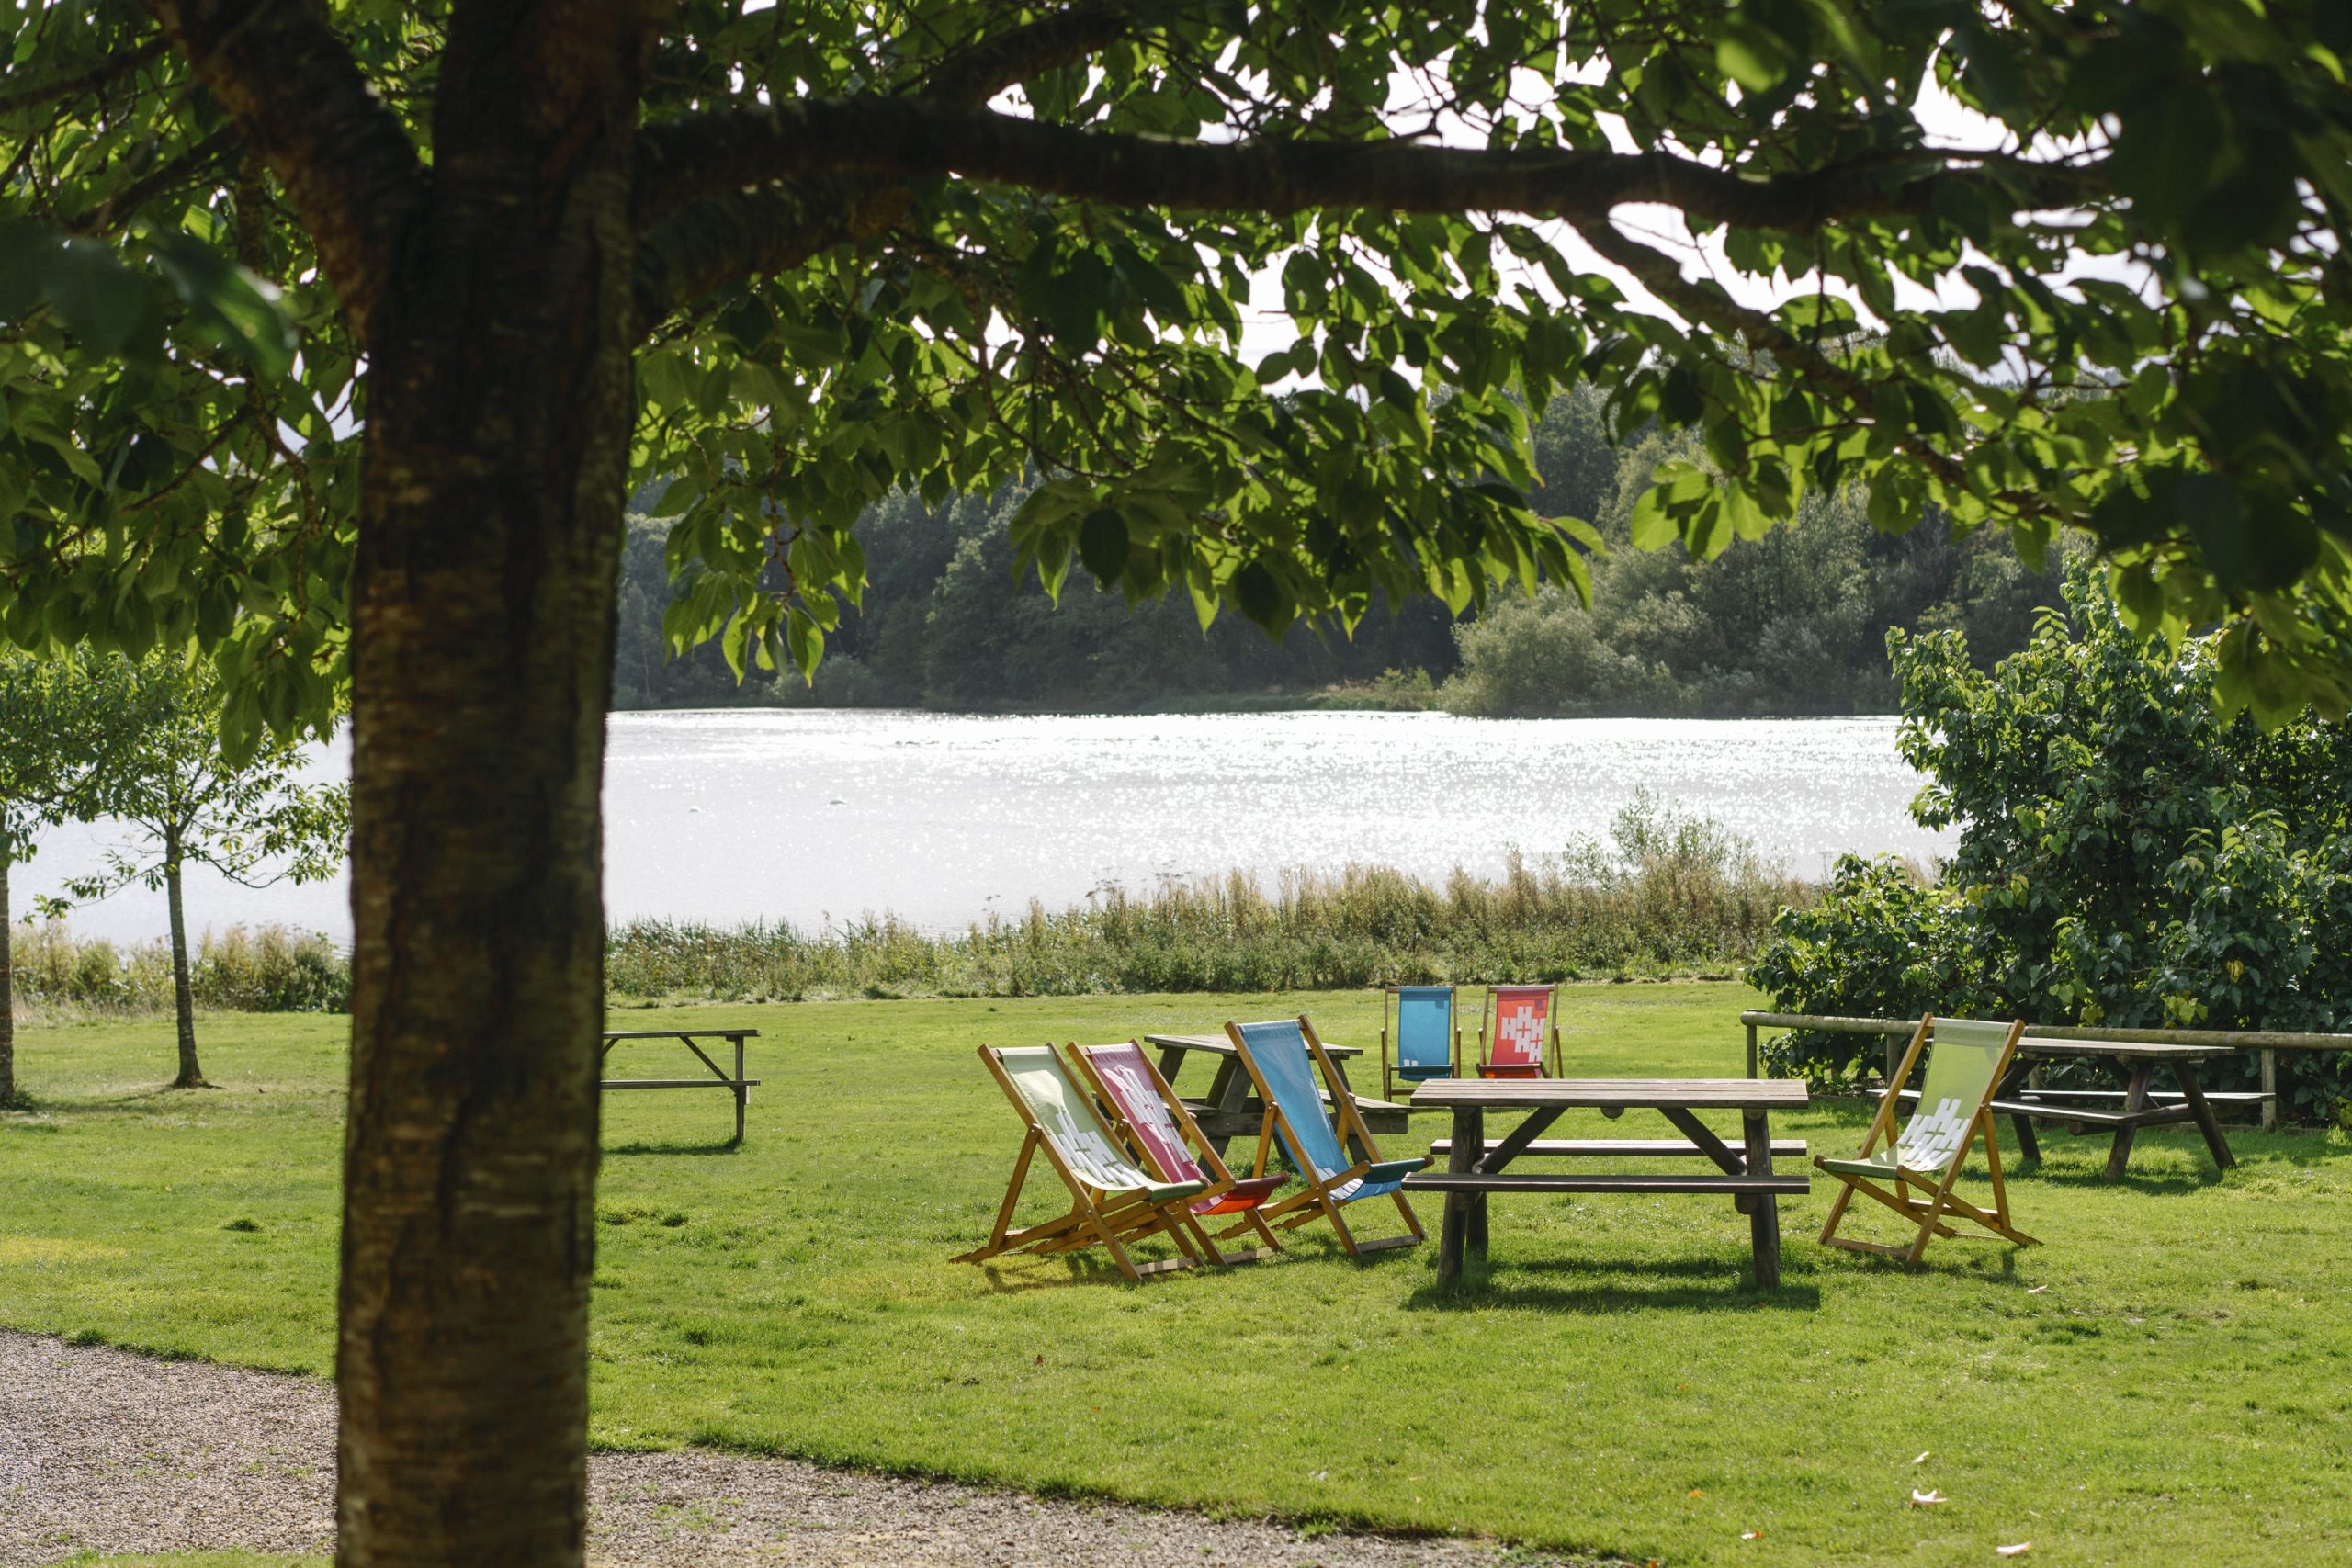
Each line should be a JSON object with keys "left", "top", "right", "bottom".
{"left": 163, "top": 832, "right": 207, "bottom": 1089}
{"left": 334, "top": 11, "right": 643, "bottom": 1565}
{"left": 1, "top": 851, "right": 15, "bottom": 1105}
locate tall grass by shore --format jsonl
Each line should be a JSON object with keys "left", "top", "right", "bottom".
{"left": 609, "top": 795, "right": 1814, "bottom": 1002}
{"left": 9, "top": 799, "right": 1818, "bottom": 1012}
{"left": 6, "top": 921, "right": 350, "bottom": 1021}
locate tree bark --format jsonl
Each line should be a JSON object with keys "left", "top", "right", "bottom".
{"left": 333, "top": 8, "right": 645, "bottom": 1565}
{"left": 1, "top": 851, "right": 16, "bottom": 1105}
{"left": 164, "top": 828, "right": 206, "bottom": 1089}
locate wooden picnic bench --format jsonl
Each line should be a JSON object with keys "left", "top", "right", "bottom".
{"left": 600, "top": 1028, "right": 760, "bottom": 1142}
{"left": 1902, "top": 1037, "right": 2240, "bottom": 1179}
{"left": 1405, "top": 1077, "right": 1811, "bottom": 1289}
{"left": 1142, "top": 1032, "right": 1409, "bottom": 1154}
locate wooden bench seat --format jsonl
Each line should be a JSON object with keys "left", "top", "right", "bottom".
{"left": 1405, "top": 1171, "right": 1811, "bottom": 1196}
{"left": 1427, "top": 1136, "right": 1806, "bottom": 1161}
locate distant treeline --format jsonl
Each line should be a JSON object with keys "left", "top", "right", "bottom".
{"left": 614, "top": 390, "right": 2067, "bottom": 716}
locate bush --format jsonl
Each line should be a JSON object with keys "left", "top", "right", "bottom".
{"left": 1749, "top": 572, "right": 2352, "bottom": 1114}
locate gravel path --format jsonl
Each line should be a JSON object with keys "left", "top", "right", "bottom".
{"left": 0, "top": 1330, "right": 1597, "bottom": 1566}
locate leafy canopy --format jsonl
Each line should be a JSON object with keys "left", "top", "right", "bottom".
{"left": 5, "top": 0, "right": 2352, "bottom": 735}
{"left": 1753, "top": 571, "right": 2352, "bottom": 1114}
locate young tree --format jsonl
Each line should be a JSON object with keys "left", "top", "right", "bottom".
{"left": 0, "top": 650, "right": 139, "bottom": 1105}
{"left": 6, "top": 5, "right": 2350, "bottom": 1563}
{"left": 63, "top": 656, "right": 346, "bottom": 1089}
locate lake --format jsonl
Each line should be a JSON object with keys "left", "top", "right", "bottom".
{"left": 26, "top": 709, "right": 1951, "bottom": 947}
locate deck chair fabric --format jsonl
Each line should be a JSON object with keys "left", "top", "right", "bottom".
{"left": 1383, "top": 985, "right": 1459, "bottom": 1100}
{"left": 1227, "top": 1018, "right": 1426, "bottom": 1255}
{"left": 952, "top": 1045, "right": 1207, "bottom": 1282}
{"left": 1478, "top": 984, "right": 1557, "bottom": 1078}
{"left": 1816, "top": 1016, "right": 2040, "bottom": 1265}
{"left": 1069, "top": 1041, "right": 1283, "bottom": 1262}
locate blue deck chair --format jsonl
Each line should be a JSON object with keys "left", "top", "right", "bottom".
{"left": 1381, "top": 984, "right": 1460, "bottom": 1100}
{"left": 1224, "top": 1017, "right": 1427, "bottom": 1256}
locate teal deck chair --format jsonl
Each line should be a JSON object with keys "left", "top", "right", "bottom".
{"left": 1381, "top": 984, "right": 1460, "bottom": 1100}
{"left": 1225, "top": 1017, "right": 1427, "bottom": 1256}
{"left": 1816, "top": 1015, "right": 2040, "bottom": 1266}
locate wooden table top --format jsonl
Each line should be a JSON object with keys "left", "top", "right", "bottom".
{"left": 1409, "top": 1077, "right": 1809, "bottom": 1111}
{"left": 1142, "top": 1032, "right": 1364, "bottom": 1061}
{"left": 2017, "top": 1038, "right": 2233, "bottom": 1061}
{"left": 601, "top": 1028, "right": 760, "bottom": 1041}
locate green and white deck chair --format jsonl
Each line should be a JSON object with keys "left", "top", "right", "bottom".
{"left": 1225, "top": 1017, "right": 1428, "bottom": 1257}
{"left": 1380, "top": 984, "right": 1461, "bottom": 1100}
{"left": 953, "top": 1045, "right": 1209, "bottom": 1283}
{"left": 1816, "top": 1015, "right": 2041, "bottom": 1265}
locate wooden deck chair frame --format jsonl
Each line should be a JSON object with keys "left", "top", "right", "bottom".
{"left": 1067, "top": 1041, "right": 1284, "bottom": 1266}
{"left": 1225, "top": 1016, "right": 1427, "bottom": 1257}
{"left": 1815, "top": 1015, "right": 2041, "bottom": 1266}
{"left": 1476, "top": 982, "right": 1561, "bottom": 1078}
{"left": 951, "top": 1045, "right": 1208, "bottom": 1283}
{"left": 1380, "top": 984, "right": 1462, "bottom": 1101}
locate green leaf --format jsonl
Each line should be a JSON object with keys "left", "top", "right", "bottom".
{"left": 1078, "top": 508, "right": 1130, "bottom": 586}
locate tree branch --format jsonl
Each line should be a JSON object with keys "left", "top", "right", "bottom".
{"left": 0, "top": 35, "right": 169, "bottom": 117}
{"left": 639, "top": 95, "right": 2105, "bottom": 235}
{"left": 141, "top": 0, "right": 427, "bottom": 344}
{"left": 633, "top": 0, "right": 1140, "bottom": 225}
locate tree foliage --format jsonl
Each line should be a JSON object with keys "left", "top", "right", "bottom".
{"left": 6, "top": 2, "right": 2352, "bottom": 730}
{"left": 1752, "top": 573, "right": 2352, "bottom": 1115}
{"left": 57, "top": 653, "right": 347, "bottom": 1088}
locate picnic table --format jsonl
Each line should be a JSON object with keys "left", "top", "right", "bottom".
{"left": 600, "top": 1028, "right": 760, "bottom": 1142}
{"left": 1914, "top": 1038, "right": 2240, "bottom": 1179}
{"left": 1403, "top": 1077, "right": 1811, "bottom": 1289}
{"left": 1141, "top": 1032, "right": 1409, "bottom": 1154}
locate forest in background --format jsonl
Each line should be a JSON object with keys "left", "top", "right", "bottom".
{"left": 614, "top": 390, "right": 2070, "bottom": 716}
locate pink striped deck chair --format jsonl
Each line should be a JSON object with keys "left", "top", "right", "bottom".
{"left": 1069, "top": 1042, "right": 1284, "bottom": 1264}
{"left": 1477, "top": 983, "right": 1560, "bottom": 1078}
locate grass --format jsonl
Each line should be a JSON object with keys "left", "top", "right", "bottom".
{"left": 4, "top": 987, "right": 2349, "bottom": 1567}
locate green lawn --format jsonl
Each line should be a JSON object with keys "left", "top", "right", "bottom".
{"left": 5, "top": 987, "right": 2349, "bottom": 1566}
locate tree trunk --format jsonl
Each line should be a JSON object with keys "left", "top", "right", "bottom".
{"left": 334, "top": 14, "right": 642, "bottom": 1566}
{"left": 164, "top": 830, "right": 206, "bottom": 1089}
{"left": 1, "top": 851, "right": 15, "bottom": 1105}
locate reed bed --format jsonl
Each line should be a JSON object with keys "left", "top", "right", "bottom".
{"left": 609, "top": 799, "right": 1814, "bottom": 1001}
{"left": 12, "top": 801, "right": 1817, "bottom": 1010}
{"left": 6, "top": 921, "right": 350, "bottom": 1020}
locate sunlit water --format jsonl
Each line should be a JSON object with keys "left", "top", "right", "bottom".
{"left": 24, "top": 709, "right": 1951, "bottom": 947}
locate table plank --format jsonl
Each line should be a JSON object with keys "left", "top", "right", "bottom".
{"left": 1410, "top": 1077, "right": 1808, "bottom": 1111}
{"left": 1142, "top": 1032, "right": 1363, "bottom": 1060}
{"left": 2017, "top": 1038, "right": 2233, "bottom": 1061}
{"left": 600, "top": 1029, "right": 759, "bottom": 1041}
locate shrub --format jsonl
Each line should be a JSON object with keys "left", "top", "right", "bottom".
{"left": 1750, "top": 572, "right": 2352, "bottom": 1114}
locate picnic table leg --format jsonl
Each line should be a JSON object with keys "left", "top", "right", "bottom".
{"left": 1742, "top": 1110, "right": 1781, "bottom": 1290}
{"left": 2171, "top": 1060, "right": 2236, "bottom": 1172}
{"left": 1436, "top": 1106, "right": 1481, "bottom": 1283}
{"left": 1198, "top": 1057, "right": 1250, "bottom": 1158}
{"left": 2103, "top": 1060, "right": 2156, "bottom": 1179}
{"left": 1996, "top": 1058, "right": 2041, "bottom": 1163}
{"left": 732, "top": 1034, "right": 747, "bottom": 1144}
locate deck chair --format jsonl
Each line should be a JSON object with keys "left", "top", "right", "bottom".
{"left": 952, "top": 1045, "right": 1209, "bottom": 1282}
{"left": 1069, "top": 1041, "right": 1286, "bottom": 1265}
{"left": 1476, "top": 983, "right": 1559, "bottom": 1078}
{"left": 1381, "top": 984, "right": 1461, "bottom": 1100}
{"left": 1816, "top": 1016, "right": 2041, "bottom": 1265}
{"left": 1225, "top": 1018, "right": 1427, "bottom": 1256}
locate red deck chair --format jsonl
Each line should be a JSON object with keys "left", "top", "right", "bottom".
{"left": 1069, "top": 1041, "right": 1284, "bottom": 1264}
{"left": 1476, "top": 983, "right": 1560, "bottom": 1078}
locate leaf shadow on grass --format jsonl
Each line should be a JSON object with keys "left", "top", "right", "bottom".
{"left": 603, "top": 1138, "right": 744, "bottom": 1157}
{"left": 1405, "top": 1255, "right": 1824, "bottom": 1314}
{"left": 962, "top": 1254, "right": 1161, "bottom": 1294}
{"left": 2010, "top": 1161, "right": 2212, "bottom": 1196}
